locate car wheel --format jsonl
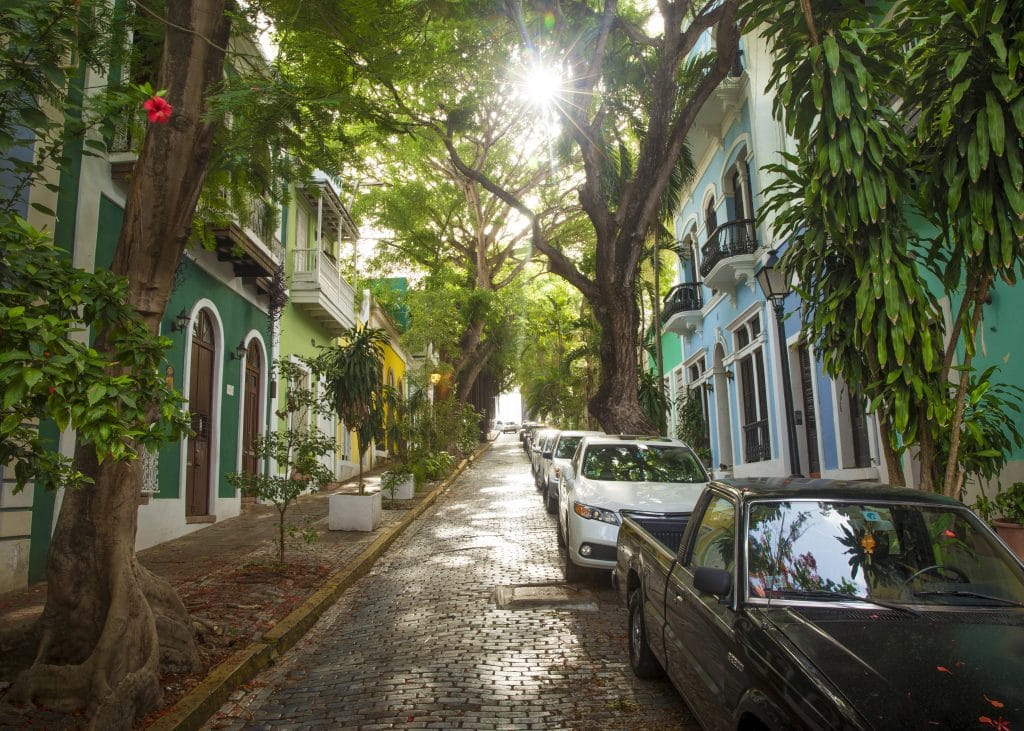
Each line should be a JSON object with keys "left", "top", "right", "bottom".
{"left": 545, "top": 486, "right": 558, "bottom": 515}
{"left": 556, "top": 513, "right": 566, "bottom": 547}
{"left": 628, "top": 589, "right": 663, "bottom": 679}
{"left": 563, "top": 524, "right": 583, "bottom": 583}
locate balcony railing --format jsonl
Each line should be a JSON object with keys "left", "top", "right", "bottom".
{"left": 245, "top": 196, "right": 285, "bottom": 263}
{"left": 743, "top": 419, "right": 771, "bottom": 464}
{"left": 290, "top": 247, "right": 356, "bottom": 332}
{"left": 700, "top": 219, "right": 758, "bottom": 278}
{"left": 661, "top": 283, "right": 703, "bottom": 323}
{"left": 109, "top": 122, "right": 134, "bottom": 154}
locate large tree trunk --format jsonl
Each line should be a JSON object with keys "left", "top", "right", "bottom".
{"left": 455, "top": 338, "right": 500, "bottom": 402}
{"left": 11, "top": 3, "right": 230, "bottom": 725}
{"left": 587, "top": 275, "right": 656, "bottom": 434}
{"left": 452, "top": 313, "right": 487, "bottom": 400}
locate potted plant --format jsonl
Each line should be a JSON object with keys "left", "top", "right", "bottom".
{"left": 974, "top": 481, "right": 1024, "bottom": 559}
{"left": 380, "top": 469, "right": 414, "bottom": 501}
{"left": 310, "top": 325, "right": 392, "bottom": 531}
{"left": 992, "top": 482, "right": 1024, "bottom": 559}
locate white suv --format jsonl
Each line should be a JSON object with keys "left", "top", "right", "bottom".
{"left": 557, "top": 435, "right": 708, "bottom": 581}
{"left": 542, "top": 430, "right": 603, "bottom": 514}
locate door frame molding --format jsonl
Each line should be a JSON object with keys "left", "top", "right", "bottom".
{"left": 179, "top": 299, "right": 224, "bottom": 516}
{"left": 235, "top": 330, "right": 269, "bottom": 477}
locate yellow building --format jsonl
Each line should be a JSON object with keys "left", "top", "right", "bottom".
{"left": 345, "top": 293, "right": 409, "bottom": 471}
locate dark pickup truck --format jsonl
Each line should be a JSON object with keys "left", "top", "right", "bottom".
{"left": 614, "top": 477, "right": 1024, "bottom": 730}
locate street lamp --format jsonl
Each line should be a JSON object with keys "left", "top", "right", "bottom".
{"left": 754, "top": 249, "right": 802, "bottom": 477}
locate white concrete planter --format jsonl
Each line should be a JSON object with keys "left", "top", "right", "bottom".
{"left": 328, "top": 492, "right": 382, "bottom": 532}
{"left": 381, "top": 473, "right": 415, "bottom": 500}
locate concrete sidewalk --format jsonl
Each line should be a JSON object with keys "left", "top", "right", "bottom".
{"left": 0, "top": 440, "right": 493, "bottom": 730}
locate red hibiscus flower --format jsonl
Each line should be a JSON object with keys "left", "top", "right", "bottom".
{"left": 142, "top": 95, "right": 173, "bottom": 123}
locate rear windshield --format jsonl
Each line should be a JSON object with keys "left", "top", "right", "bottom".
{"left": 554, "top": 436, "right": 583, "bottom": 459}
{"left": 581, "top": 444, "right": 706, "bottom": 483}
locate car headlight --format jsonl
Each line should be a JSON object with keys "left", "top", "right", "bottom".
{"left": 573, "top": 501, "right": 621, "bottom": 525}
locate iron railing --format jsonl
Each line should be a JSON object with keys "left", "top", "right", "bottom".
{"left": 661, "top": 283, "right": 704, "bottom": 323}
{"left": 700, "top": 219, "right": 758, "bottom": 278}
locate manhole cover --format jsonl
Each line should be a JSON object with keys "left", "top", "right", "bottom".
{"left": 490, "top": 583, "right": 598, "bottom": 611}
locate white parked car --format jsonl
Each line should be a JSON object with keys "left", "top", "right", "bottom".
{"left": 529, "top": 428, "right": 557, "bottom": 485}
{"left": 557, "top": 435, "right": 708, "bottom": 581}
{"left": 542, "top": 430, "right": 603, "bottom": 514}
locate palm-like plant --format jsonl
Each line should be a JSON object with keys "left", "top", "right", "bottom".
{"left": 311, "top": 325, "right": 391, "bottom": 493}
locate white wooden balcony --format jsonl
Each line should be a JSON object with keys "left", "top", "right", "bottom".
{"left": 290, "top": 247, "right": 356, "bottom": 333}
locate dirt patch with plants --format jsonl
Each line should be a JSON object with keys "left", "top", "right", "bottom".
{"left": 0, "top": 495, "right": 420, "bottom": 729}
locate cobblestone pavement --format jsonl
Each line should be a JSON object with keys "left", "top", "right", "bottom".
{"left": 205, "top": 435, "right": 695, "bottom": 730}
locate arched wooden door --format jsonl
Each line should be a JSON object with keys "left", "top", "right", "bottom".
{"left": 242, "top": 340, "right": 262, "bottom": 476}
{"left": 186, "top": 310, "right": 215, "bottom": 517}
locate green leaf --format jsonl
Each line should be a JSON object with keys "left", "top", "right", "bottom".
{"left": 987, "top": 33, "right": 1007, "bottom": 63}
{"left": 831, "top": 78, "right": 851, "bottom": 118}
{"left": 823, "top": 35, "right": 840, "bottom": 73}
{"left": 3, "top": 381, "right": 26, "bottom": 410}
{"left": 87, "top": 382, "right": 106, "bottom": 406}
{"left": 967, "top": 133, "right": 980, "bottom": 182}
{"left": 23, "top": 368, "right": 43, "bottom": 388}
{"left": 947, "top": 51, "right": 971, "bottom": 81}
{"left": 987, "top": 92, "right": 1005, "bottom": 156}
{"left": 950, "top": 79, "right": 972, "bottom": 106}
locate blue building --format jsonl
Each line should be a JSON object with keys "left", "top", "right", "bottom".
{"left": 656, "top": 31, "right": 886, "bottom": 483}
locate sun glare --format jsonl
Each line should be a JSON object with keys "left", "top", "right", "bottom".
{"left": 520, "top": 61, "right": 563, "bottom": 108}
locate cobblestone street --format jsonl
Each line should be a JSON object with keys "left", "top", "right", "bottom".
{"left": 205, "top": 436, "right": 694, "bottom": 730}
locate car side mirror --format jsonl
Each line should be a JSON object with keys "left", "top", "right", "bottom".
{"left": 693, "top": 566, "right": 732, "bottom": 597}
{"left": 543, "top": 451, "right": 553, "bottom": 459}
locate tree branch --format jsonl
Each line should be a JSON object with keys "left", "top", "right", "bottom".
{"left": 441, "top": 120, "right": 596, "bottom": 299}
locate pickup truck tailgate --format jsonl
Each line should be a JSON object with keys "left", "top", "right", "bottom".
{"left": 621, "top": 513, "right": 689, "bottom": 554}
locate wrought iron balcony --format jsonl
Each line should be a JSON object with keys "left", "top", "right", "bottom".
{"left": 661, "top": 283, "right": 704, "bottom": 335}
{"left": 699, "top": 219, "right": 760, "bottom": 293}
{"left": 211, "top": 195, "right": 285, "bottom": 288}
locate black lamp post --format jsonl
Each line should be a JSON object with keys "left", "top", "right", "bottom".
{"left": 754, "top": 250, "right": 802, "bottom": 477}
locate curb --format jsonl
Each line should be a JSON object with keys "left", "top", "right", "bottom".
{"left": 149, "top": 441, "right": 492, "bottom": 731}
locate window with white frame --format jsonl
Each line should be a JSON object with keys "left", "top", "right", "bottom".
{"left": 733, "top": 313, "right": 770, "bottom": 463}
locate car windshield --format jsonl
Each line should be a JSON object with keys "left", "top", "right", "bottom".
{"left": 746, "top": 500, "right": 1024, "bottom": 607}
{"left": 581, "top": 444, "right": 706, "bottom": 483}
{"left": 555, "top": 436, "right": 584, "bottom": 459}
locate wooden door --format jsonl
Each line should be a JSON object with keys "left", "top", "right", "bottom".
{"left": 186, "top": 310, "right": 214, "bottom": 517}
{"left": 242, "top": 340, "right": 261, "bottom": 476}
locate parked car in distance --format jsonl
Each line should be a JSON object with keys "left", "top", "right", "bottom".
{"left": 521, "top": 423, "right": 543, "bottom": 452}
{"left": 558, "top": 435, "right": 707, "bottom": 581}
{"left": 502, "top": 421, "right": 519, "bottom": 434}
{"left": 542, "top": 430, "right": 603, "bottom": 515}
{"left": 616, "top": 478, "right": 1024, "bottom": 730}
{"left": 531, "top": 429, "right": 559, "bottom": 488}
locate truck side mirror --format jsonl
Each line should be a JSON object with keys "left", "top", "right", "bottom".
{"left": 693, "top": 566, "right": 732, "bottom": 597}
